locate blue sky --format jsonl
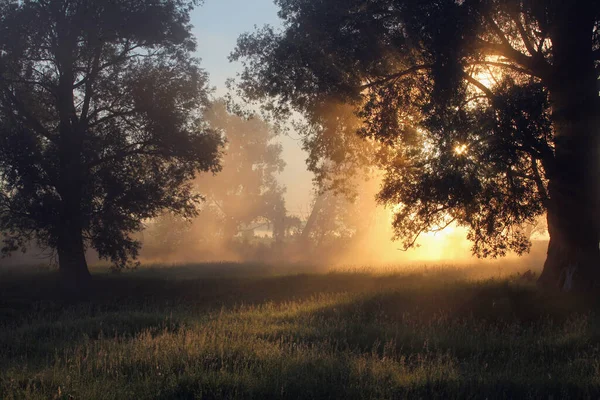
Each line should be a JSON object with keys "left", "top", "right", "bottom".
{"left": 190, "top": 0, "right": 314, "bottom": 216}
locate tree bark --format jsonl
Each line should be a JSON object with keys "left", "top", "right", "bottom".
{"left": 56, "top": 139, "right": 92, "bottom": 289}
{"left": 538, "top": 4, "right": 600, "bottom": 291}
{"left": 540, "top": 173, "right": 600, "bottom": 291}
{"left": 55, "top": 29, "right": 92, "bottom": 290}
{"left": 57, "top": 219, "right": 91, "bottom": 291}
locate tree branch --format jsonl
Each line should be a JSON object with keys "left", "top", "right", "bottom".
{"left": 359, "top": 64, "right": 433, "bottom": 90}
{"left": 88, "top": 109, "right": 138, "bottom": 128}
{"left": 463, "top": 73, "right": 494, "bottom": 99}
{"left": 537, "top": 31, "right": 549, "bottom": 54}
{"left": 73, "top": 42, "right": 147, "bottom": 90}
{"left": 428, "top": 217, "right": 457, "bottom": 233}
{"left": 0, "top": 83, "right": 57, "bottom": 143}
{"left": 531, "top": 156, "right": 549, "bottom": 205}
{"left": 511, "top": 13, "right": 537, "bottom": 57}
{"left": 87, "top": 140, "right": 157, "bottom": 168}
{"left": 399, "top": 224, "right": 429, "bottom": 251}
{"left": 398, "top": 204, "right": 454, "bottom": 250}
{"left": 474, "top": 39, "right": 549, "bottom": 79}
{"left": 80, "top": 43, "right": 103, "bottom": 124}
{"left": 484, "top": 14, "right": 513, "bottom": 50}
{"left": 468, "top": 60, "right": 537, "bottom": 77}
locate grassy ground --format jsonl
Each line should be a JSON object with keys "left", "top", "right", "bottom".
{"left": 1, "top": 262, "right": 600, "bottom": 399}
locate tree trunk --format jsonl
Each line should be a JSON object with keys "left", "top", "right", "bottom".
{"left": 57, "top": 220, "right": 91, "bottom": 291}
{"left": 538, "top": 4, "right": 600, "bottom": 291}
{"left": 56, "top": 158, "right": 91, "bottom": 290}
{"left": 54, "top": 32, "right": 92, "bottom": 291}
{"left": 539, "top": 172, "right": 600, "bottom": 291}
{"left": 299, "top": 193, "right": 327, "bottom": 246}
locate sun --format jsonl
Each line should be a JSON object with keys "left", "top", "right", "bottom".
{"left": 454, "top": 143, "right": 468, "bottom": 156}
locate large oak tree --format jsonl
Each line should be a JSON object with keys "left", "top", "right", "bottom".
{"left": 233, "top": 0, "right": 600, "bottom": 291}
{"left": 0, "top": 0, "right": 222, "bottom": 286}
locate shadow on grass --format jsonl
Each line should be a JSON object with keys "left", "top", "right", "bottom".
{"left": 162, "top": 378, "right": 599, "bottom": 400}
{"left": 0, "top": 265, "right": 600, "bottom": 399}
{"left": 2, "top": 263, "right": 597, "bottom": 333}
{"left": 157, "top": 356, "right": 600, "bottom": 400}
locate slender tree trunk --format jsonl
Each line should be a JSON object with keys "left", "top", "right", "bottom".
{"left": 538, "top": 4, "right": 600, "bottom": 291}
{"left": 300, "top": 193, "right": 327, "bottom": 246}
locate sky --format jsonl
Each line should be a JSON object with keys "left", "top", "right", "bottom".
{"left": 190, "top": 0, "right": 315, "bottom": 217}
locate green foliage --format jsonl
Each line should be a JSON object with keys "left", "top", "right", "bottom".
{"left": 2, "top": 264, "right": 600, "bottom": 398}
{"left": 0, "top": 0, "right": 222, "bottom": 268}
{"left": 231, "top": 0, "right": 600, "bottom": 257}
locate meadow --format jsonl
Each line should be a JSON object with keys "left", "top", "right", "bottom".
{"left": 1, "top": 262, "right": 600, "bottom": 399}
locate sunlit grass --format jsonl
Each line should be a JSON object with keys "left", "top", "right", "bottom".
{"left": 1, "top": 263, "right": 599, "bottom": 399}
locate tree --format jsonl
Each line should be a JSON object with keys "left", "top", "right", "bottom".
{"left": 0, "top": 0, "right": 222, "bottom": 287}
{"left": 200, "top": 102, "right": 287, "bottom": 244}
{"left": 232, "top": 0, "right": 600, "bottom": 291}
{"left": 141, "top": 101, "right": 287, "bottom": 261}
{"left": 298, "top": 190, "right": 373, "bottom": 251}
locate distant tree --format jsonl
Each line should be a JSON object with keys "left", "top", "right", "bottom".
{"left": 0, "top": 0, "right": 222, "bottom": 287}
{"left": 297, "top": 176, "right": 385, "bottom": 262}
{"left": 299, "top": 192, "right": 365, "bottom": 247}
{"left": 199, "top": 102, "right": 287, "bottom": 243}
{"left": 233, "top": 0, "right": 600, "bottom": 291}
{"left": 143, "top": 102, "right": 287, "bottom": 259}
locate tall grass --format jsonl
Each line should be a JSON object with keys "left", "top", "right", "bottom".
{"left": 1, "top": 263, "right": 599, "bottom": 399}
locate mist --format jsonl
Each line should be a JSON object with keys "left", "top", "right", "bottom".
{"left": 0, "top": 100, "right": 547, "bottom": 275}
{"left": 136, "top": 102, "right": 548, "bottom": 272}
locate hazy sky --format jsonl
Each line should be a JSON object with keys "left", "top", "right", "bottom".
{"left": 190, "top": 1, "right": 314, "bottom": 217}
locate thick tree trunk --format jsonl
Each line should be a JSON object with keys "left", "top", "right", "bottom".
{"left": 57, "top": 220, "right": 91, "bottom": 291}
{"left": 539, "top": 173, "right": 600, "bottom": 291}
{"left": 56, "top": 161, "right": 91, "bottom": 290}
{"left": 54, "top": 36, "right": 92, "bottom": 292}
{"left": 537, "top": 4, "right": 600, "bottom": 291}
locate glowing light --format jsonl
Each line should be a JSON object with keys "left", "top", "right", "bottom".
{"left": 454, "top": 144, "right": 468, "bottom": 156}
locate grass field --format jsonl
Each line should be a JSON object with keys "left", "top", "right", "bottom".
{"left": 1, "top": 262, "right": 600, "bottom": 399}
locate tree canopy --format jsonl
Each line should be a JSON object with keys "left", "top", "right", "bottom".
{"left": 233, "top": 0, "right": 600, "bottom": 290}
{"left": 0, "top": 0, "right": 222, "bottom": 281}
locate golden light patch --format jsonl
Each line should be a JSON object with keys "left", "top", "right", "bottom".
{"left": 454, "top": 144, "right": 468, "bottom": 156}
